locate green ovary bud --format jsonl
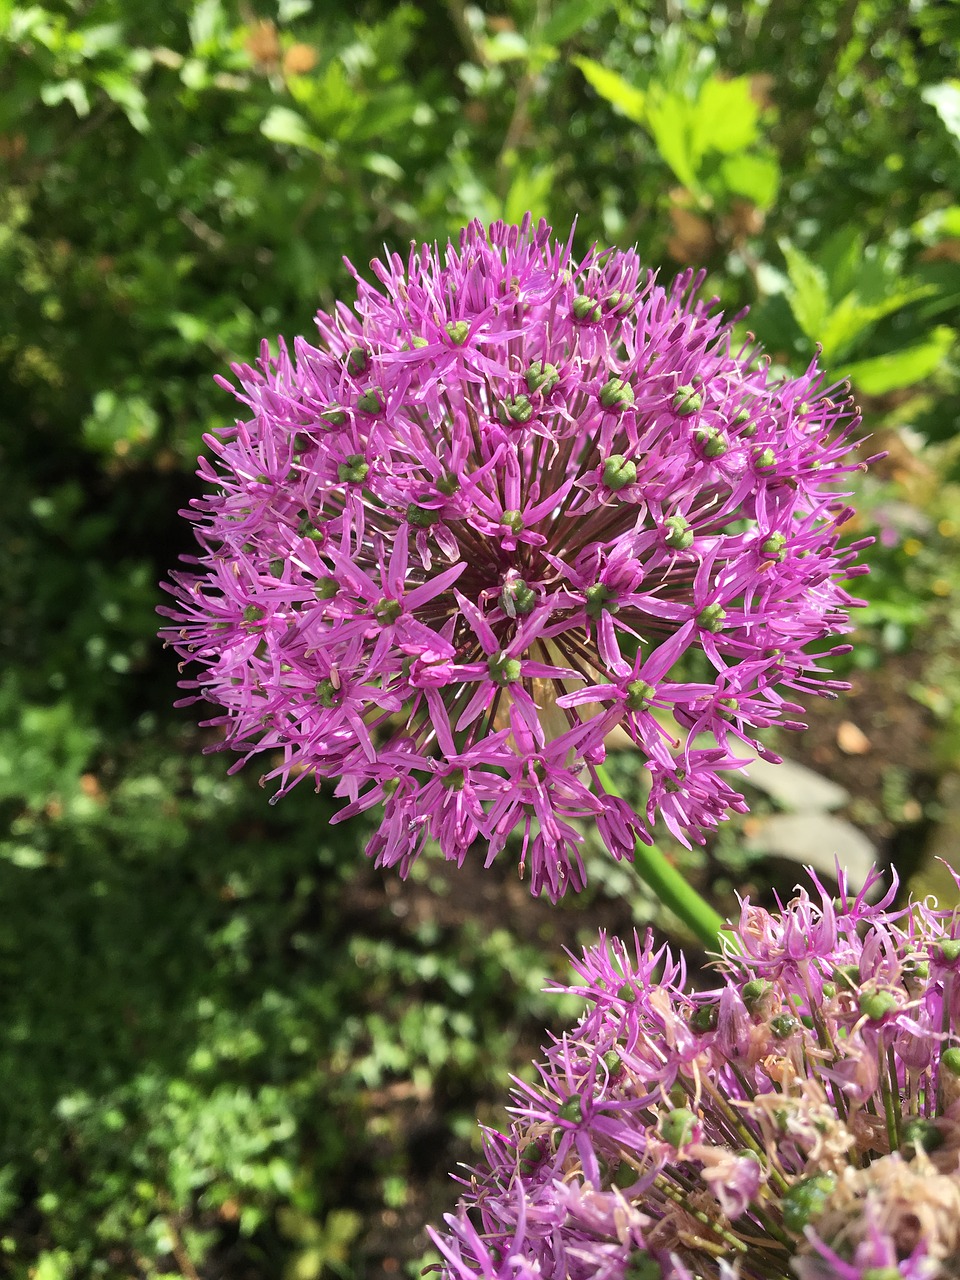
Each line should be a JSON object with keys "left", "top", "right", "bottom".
{"left": 859, "top": 989, "right": 898, "bottom": 1022}
{"left": 402, "top": 335, "right": 429, "bottom": 351}
{"left": 314, "top": 576, "right": 339, "bottom": 600}
{"left": 497, "top": 394, "right": 534, "bottom": 426}
{"left": 761, "top": 531, "right": 787, "bottom": 560}
{"left": 770, "top": 1012, "right": 799, "bottom": 1039}
{"left": 375, "top": 598, "right": 402, "bottom": 625}
{"left": 664, "top": 515, "right": 694, "bottom": 550}
{"left": 602, "top": 454, "right": 636, "bottom": 491}
{"left": 488, "top": 652, "right": 522, "bottom": 685}
{"left": 407, "top": 503, "right": 442, "bottom": 528}
{"left": 573, "top": 294, "right": 602, "bottom": 323}
{"left": 500, "top": 578, "right": 537, "bottom": 616}
{"left": 660, "top": 1107, "right": 696, "bottom": 1149}
{"left": 558, "top": 1095, "right": 583, "bottom": 1124}
{"left": 902, "top": 1117, "right": 944, "bottom": 1155}
{"left": 754, "top": 446, "right": 777, "bottom": 471}
{"left": 356, "top": 386, "right": 386, "bottom": 415}
{"left": 599, "top": 376, "right": 635, "bottom": 410}
{"left": 695, "top": 426, "right": 728, "bottom": 458}
{"left": 243, "top": 604, "right": 265, "bottom": 623}
{"left": 742, "top": 978, "right": 774, "bottom": 1015}
{"left": 936, "top": 938, "right": 960, "bottom": 963}
{"left": 688, "top": 1002, "right": 719, "bottom": 1033}
{"left": 942, "top": 1047, "right": 960, "bottom": 1077}
{"left": 519, "top": 1141, "right": 543, "bottom": 1172}
{"left": 525, "top": 360, "right": 559, "bottom": 394}
{"left": 834, "top": 963, "right": 860, "bottom": 991}
{"left": 782, "top": 1174, "right": 836, "bottom": 1233}
{"left": 437, "top": 473, "right": 460, "bottom": 496}
{"left": 605, "top": 291, "right": 635, "bottom": 315}
{"left": 298, "top": 516, "right": 325, "bottom": 542}
{"left": 501, "top": 510, "right": 524, "bottom": 533}
{"left": 338, "top": 454, "right": 369, "bottom": 484}
{"left": 672, "top": 384, "right": 702, "bottom": 415}
{"left": 625, "top": 680, "right": 655, "bottom": 712}
{"left": 445, "top": 320, "right": 469, "bottom": 345}
{"left": 624, "top": 1252, "right": 660, "bottom": 1280}
{"left": 320, "top": 406, "right": 347, "bottom": 427}
{"left": 585, "top": 583, "right": 619, "bottom": 619}
{"left": 603, "top": 1049, "right": 621, "bottom": 1074}
{"left": 315, "top": 678, "right": 341, "bottom": 708}
{"left": 344, "top": 346, "right": 367, "bottom": 375}
{"left": 696, "top": 603, "right": 726, "bottom": 632}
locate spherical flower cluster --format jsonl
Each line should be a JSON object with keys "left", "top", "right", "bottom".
{"left": 161, "top": 216, "right": 868, "bottom": 897}
{"left": 430, "top": 866, "right": 960, "bottom": 1279}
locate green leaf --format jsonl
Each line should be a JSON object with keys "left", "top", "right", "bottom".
{"left": 817, "top": 226, "right": 864, "bottom": 300}
{"left": 780, "top": 240, "right": 830, "bottom": 339}
{"left": 539, "top": 0, "right": 616, "bottom": 47}
{"left": 818, "top": 283, "right": 936, "bottom": 361}
{"left": 691, "top": 76, "right": 759, "bottom": 157}
{"left": 922, "top": 81, "right": 960, "bottom": 143}
{"left": 40, "top": 78, "right": 90, "bottom": 116}
{"left": 96, "top": 70, "right": 149, "bottom": 132}
{"left": 480, "top": 30, "right": 529, "bottom": 63}
{"left": 573, "top": 56, "right": 646, "bottom": 123}
{"left": 260, "top": 106, "right": 323, "bottom": 152}
{"left": 645, "top": 87, "right": 699, "bottom": 191}
{"left": 843, "top": 326, "right": 956, "bottom": 395}
{"left": 717, "top": 152, "right": 779, "bottom": 209}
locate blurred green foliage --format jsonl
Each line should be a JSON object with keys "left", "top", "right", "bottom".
{"left": 3, "top": 0, "right": 960, "bottom": 1274}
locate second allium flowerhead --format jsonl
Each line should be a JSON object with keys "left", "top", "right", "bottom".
{"left": 161, "top": 217, "right": 867, "bottom": 897}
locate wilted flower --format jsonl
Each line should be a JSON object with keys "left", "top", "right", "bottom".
{"left": 429, "top": 866, "right": 960, "bottom": 1279}
{"left": 160, "top": 217, "right": 868, "bottom": 897}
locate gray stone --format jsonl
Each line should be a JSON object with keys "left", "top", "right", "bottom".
{"left": 745, "top": 812, "right": 877, "bottom": 890}
{"left": 741, "top": 755, "right": 849, "bottom": 813}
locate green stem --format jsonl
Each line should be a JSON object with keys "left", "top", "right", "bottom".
{"left": 593, "top": 763, "right": 725, "bottom": 949}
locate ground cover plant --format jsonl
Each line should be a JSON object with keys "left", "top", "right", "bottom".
{"left": 3, "top": 0, "right": 960, "bottom": 1276}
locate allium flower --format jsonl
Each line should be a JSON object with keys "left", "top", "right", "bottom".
{"left": 429, "top": 866, "right": 960, "bottom": 1279}
{"left": 160, "top": 217, "right": 868, "bottom": 896}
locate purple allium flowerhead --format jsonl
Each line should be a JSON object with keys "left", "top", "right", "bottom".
{"left": 429, "top": 866, "right": 960, "bottom": 1279}
{"left": 160, "top": 216, "right": 869, "bottom": 898}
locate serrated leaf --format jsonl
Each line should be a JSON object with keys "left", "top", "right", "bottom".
{"left": 843, "top": 326, "right": 956, "bottom": 395}
{"left": 780, "top": 240, "right": 830, "bottom": 339}
{"left": 818, "top": 282, "right": 937, "bottom": 361}
{"left": 573, "top": 56, "right": 645, "bottom": 123}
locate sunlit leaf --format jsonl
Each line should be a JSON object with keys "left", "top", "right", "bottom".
{"left": 922, "top": 80, "right": 960, "bottom": 143}
{"left": 779, "top": 240, "right": 830, "bottom": 339}
{"left": 260, "top": 105, "right": 323, "bottom": 151}
{"left": 717, "top": 151, "right": 779, "bottom": 208}
{"left": 843, "top": 326, "right": 956, "bottom": 395}
{"left": 692, "top": 75, "right": 759, "bottom": 156}
{"left": 573, "top": 56, "right": 646, "bottom": 123}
